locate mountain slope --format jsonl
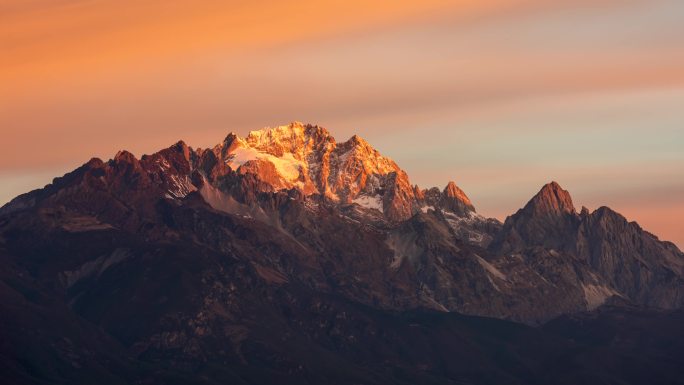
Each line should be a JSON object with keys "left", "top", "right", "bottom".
{"left": 1, "top": 122, "right": 683, "bottom": 384}
{"left": 491, "top": 182, "right": 684, "bottom": 311}
{"left": 2, "top": 123, "right": 682, "bottom": 322}
{"left": 2, "top": 214, "right": 684, "bottom": 385}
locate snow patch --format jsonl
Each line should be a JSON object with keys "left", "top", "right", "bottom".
{"left": 486, "top": 275, "right": 501, "bottom": 292}
{"left": 199, "top": 183, "right": 272, "bottom": 224}
{"left": 272, "top": 152, "right": 303, "bottom": 180}
{"left": 166, "top": 174, "right": 196, "bottom": 198}
{"left": 421, "top": 205, "right": 434, "bottom": 213}
{"left": 440, "top": 211, "right": 496, "bottom": 246}
{"left": 582, "top": 283, "right": 618, "bottom": 310}
{"left": 226, "top": 147, "right": 260, "bottom": 168}
{"left": 226, "top": 146, "right": 303, "bottom": 182}
{"left": 475, "top": 254, "right": 507, "bottom": 281}
{"left": 353, "top": 194, "right": 383, "bottom": 211}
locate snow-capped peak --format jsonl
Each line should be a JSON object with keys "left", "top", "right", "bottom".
{"left": 203, "top": 122, "right": 417, "bottom": 219}
{"left": 189, "top": 122, "right": 477, "bottom": 222}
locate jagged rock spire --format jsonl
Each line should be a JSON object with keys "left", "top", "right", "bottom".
{"left": 439, "top": 181, "right": 475, "bottom": 216}
{"left": 491, "top": 181, "right": 580, "bottom": 253}
{"left": 524, "top": 181, "right": 575, "bottom": 216}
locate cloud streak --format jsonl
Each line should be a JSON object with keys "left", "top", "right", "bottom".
{"left": 1, "top": 0, "right": 682, "bottom": 246}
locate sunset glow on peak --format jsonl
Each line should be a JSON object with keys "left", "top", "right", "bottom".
{"left": 2, "top": 3, "right": 684, "bottom": 383}
{"left": 1, "top": 0, "right": 683, "bottom": 246}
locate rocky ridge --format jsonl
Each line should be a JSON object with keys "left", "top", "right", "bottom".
{"left": 2, "top": 122, "right": 682, "bottom": 323}
{"left": 1, "top": 122, "right": 683, "bottom": 384}
{"left": 190, "top": 122, "right": 474, "bottom": 222}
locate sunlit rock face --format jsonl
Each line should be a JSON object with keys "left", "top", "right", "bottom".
{"left": 177, "top": 121, "right": 475, "bottom": 222}
{"left": 0, "top": 123, "right": 684, "bottom": 384}
{"left": 1, "top": 122, "right": 684, "bottom": 384}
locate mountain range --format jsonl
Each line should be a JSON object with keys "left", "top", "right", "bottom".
{"left": 1, "top": 122, "right": 683, "bottom": 384}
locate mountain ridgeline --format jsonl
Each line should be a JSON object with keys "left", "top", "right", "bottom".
{"left": 1, "top": 122, "right": 683, "bottom": 384}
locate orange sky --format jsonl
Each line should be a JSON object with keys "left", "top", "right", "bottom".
{"left": 1, "top": 0, "right": 683, "bottom": 247}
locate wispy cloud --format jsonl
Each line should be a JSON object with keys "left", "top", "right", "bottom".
{"left": 1, "top": 0, "right": 682, "bottom": 246}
